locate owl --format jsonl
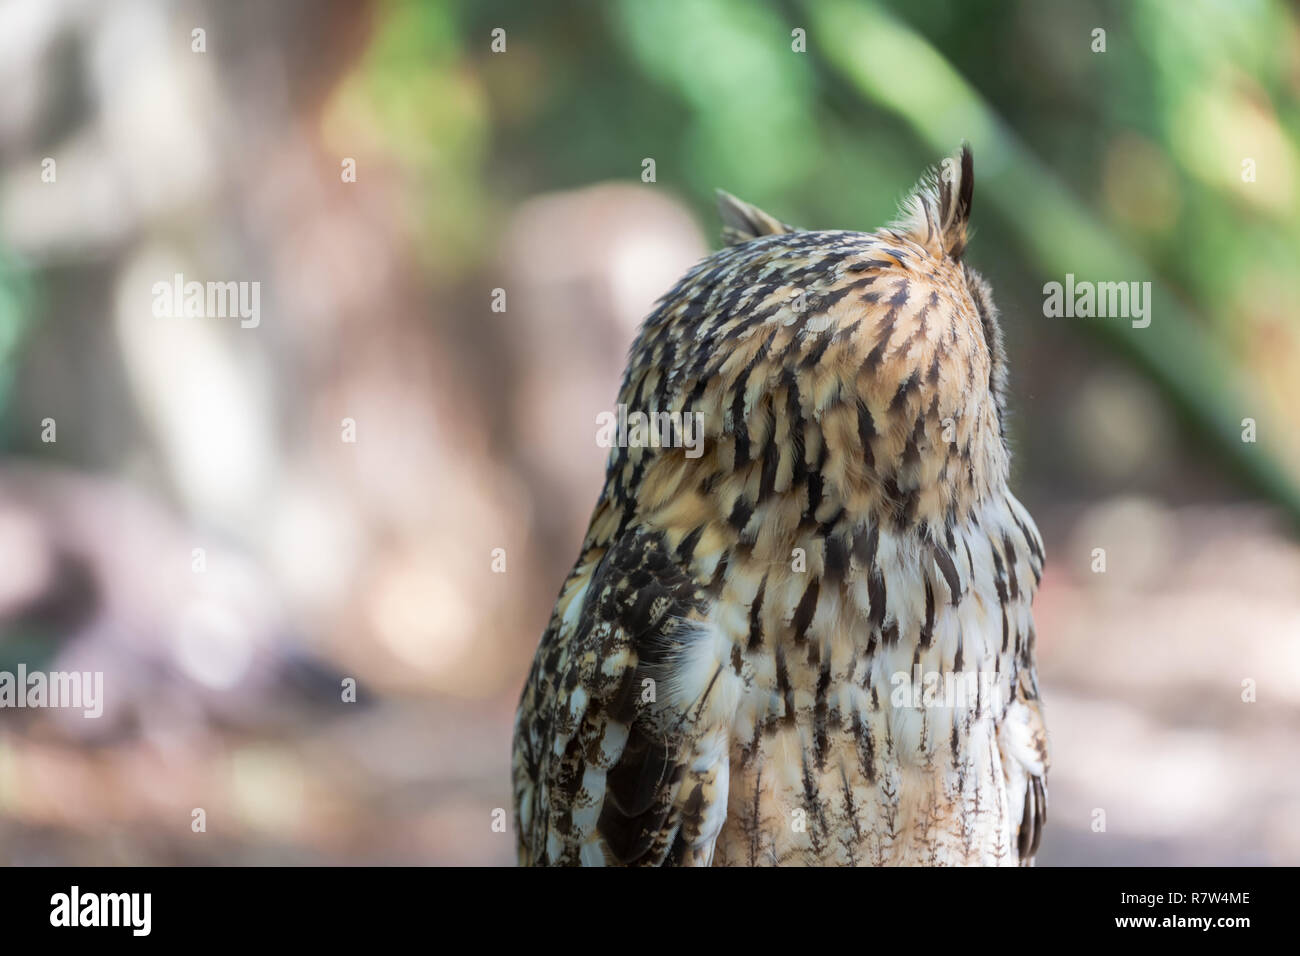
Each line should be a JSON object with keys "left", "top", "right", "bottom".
{"left": 512, "top": 146, "right": 1048, "bottom": 866}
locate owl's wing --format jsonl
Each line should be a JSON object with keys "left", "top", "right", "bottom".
{"left": 512, "top": 524, "right": 731, "bottom": 866}
{"left": 999, "top": 666, "right": 1049, "bottom": 865}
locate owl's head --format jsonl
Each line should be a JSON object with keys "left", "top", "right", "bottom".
{"left": 714, "top": 145, "right": 1008, "bottom": 440}
{"left": 617, "top": 147, "right": 1016, "bottom": 534}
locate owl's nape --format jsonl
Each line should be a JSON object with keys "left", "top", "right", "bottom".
{"left": 513, "top": 145, "right": 1047, "bottom": 866}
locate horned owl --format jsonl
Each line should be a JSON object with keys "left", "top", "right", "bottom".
{"left": 512, "top": 146, "right": 1048, "bottom": 866}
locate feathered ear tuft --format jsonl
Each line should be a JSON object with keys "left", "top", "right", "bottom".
{"left": 890, "top": 143, "right": 974, "bottom": 261}
{"left": 715, "top": 189, "right": 797, "bottom": 246}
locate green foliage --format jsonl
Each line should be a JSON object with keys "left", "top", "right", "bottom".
{"left": 0, "top": 253, "right": 34, "bottom": 441}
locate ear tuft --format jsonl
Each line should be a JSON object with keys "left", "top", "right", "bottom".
{"left": 715, "top": 190, "right": 797, "bottom": 246}
{"left": 890, "top": 144, "right": 974, "bottom": 261}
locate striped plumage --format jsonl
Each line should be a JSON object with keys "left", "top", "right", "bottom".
{"left": 512, "top": 146, "right": 1048, "bottom": 866}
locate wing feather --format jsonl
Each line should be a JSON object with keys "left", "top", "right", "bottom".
{"left": 513, "top": 526, "right": 729, "bottom": 866}
{"left": 999, "top": 667, "right": 1049, "bottom": 866}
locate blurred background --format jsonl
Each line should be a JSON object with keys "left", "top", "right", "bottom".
{"left": 0, "top": 0, "right": 1298, "bottom": 865}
